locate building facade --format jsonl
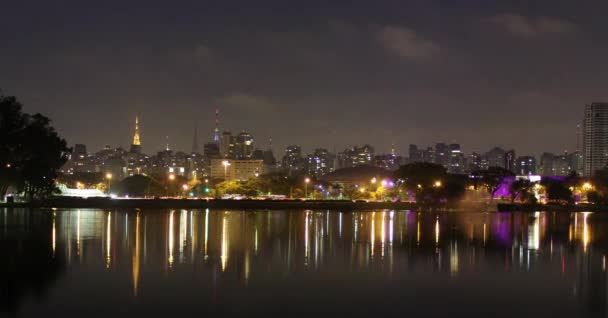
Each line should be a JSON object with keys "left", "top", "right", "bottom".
{"left": 210, "top": 159, "right": 263, "bottom": 181}
{"left": 583, "top": 102, "right": 608, "bottom": 176}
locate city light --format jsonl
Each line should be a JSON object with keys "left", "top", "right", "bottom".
{"left": 371, "top": 177, "right": 377, "bottom": 184}
{"left": 381, "top": 180, "right": 387, "bottom": 187}
{"left": 169, "top": 174, "right": 175, "bottom": 181}
{"left": 182, "top": 184, "right": 188, "bottom": 190}
{"left": 105, "top": 173, "right": 112, "bottom": 180}
{"left": 583, "top": 182, "right": 593, "bottom": 190}
{"left": 434, "top": 181, "right": 442, "bottom": 188}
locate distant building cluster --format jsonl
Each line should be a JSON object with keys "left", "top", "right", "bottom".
{"left": 61, "top": 102, "right": 608, "bottom": 182}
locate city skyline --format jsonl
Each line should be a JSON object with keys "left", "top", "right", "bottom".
{"left": 3, "top": 1, "right": 605, "bottom": 156}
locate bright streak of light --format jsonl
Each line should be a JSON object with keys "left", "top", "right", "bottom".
{"left": 204, "top": 209, "right": 209, "bottom": 259}
{"left": 133, "top": 213, "right": 141, "bottom": 296}
{"left": 389, "top": 211, "right": 394, "bottom": 244}
{"left": 106, "top": 212, "right": 111, "bottom": 268}
{"left": 435, "top": 216, "right": 440, "bottom": 245}
{"left": 583, "top": 212, "right": 591, "bottom": 251}
{"left": 339, "top": 212, "right": 342, "bottom": 237}
{"left": 168, "top": 211, "right": 174, "bottom": 267}
{"left": 221, "top": 215, "right": 228, "bottom": 271}
{"left": 371, "top": 212, "right": 375, "bottom": 258}
{"left": 52, "top": 213, "right": 56, "bottom": 256}
{"left": 304, "top": 211, "right": 309, "bottom": 266}
{"left": 77, "top": 210, "right": 81, "bottom": 256}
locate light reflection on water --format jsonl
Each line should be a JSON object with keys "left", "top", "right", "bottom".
{"left": 2, "top": 208, "right": 608, "bottom": 317}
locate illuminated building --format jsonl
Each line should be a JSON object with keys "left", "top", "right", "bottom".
{"left": 220, "top": 131, "right": 234, "bottom": 158}
{"left": 306, "top": 148, "right": 335, "bottom": 177}
{"left": 434, "top": 143, "right": 449, "bottom": 167}
{"left": 210, "top": 159, "right": 263, "bottom": 181}
{"left": 516, "top": 156, "right": 536, "bottom": 175}
{"left": 234, "top": 131, "right": 254, "bottom": 159}
{"left": 447, "top": 143, "right": 465, "bottom": 174}
{"left": 484, "top": 147, "right": 506, "bottom": 169}
{"left": 337, "top": 144, "right": 374, "bottom": 168}
{"left": 584, "top": 102, "right": 608, "bottom": 176}
{"left": 540, "top": 152, "right": 572, "bottom": 176}
{"left": 282, "top": 145, "right": 304, "bottom": 175}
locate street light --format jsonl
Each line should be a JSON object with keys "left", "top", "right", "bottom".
{"left": 371, "top": 177, "right": 377, "bottom": 184}
{"left": 166, "top": 174, "right": 175, "bottom": 197}
{"left": 434, "top": 181, "right": 442, "bottom": 188}
{"left": 304, "top": 177, "right": 311, "bottom": 199}
{"left": 105, "top": 173, "right": 113, "bottom": 195}
{"left": 182, "top": 184, "right": 188, "bottom": 198}
{"left": 222, "top": 160, "right": 231, "bottom": 180}
{"left": 583, "top": 182, "right": 593, "bottom": 191}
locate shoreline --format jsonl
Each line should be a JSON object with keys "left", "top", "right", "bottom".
{"left": 0, "top": 197, "right": 605, "bottom": 212}
{"left": 0, "top": 197, "right": 476, "bottom": 211}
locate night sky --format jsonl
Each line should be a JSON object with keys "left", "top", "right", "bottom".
{"left": 2, "top": 0, "right": 606, "bottom": 157}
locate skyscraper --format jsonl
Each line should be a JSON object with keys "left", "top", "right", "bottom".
{"left": 583, "top": 103, "right": 608, "bottom": 176}
{"left": 282, "top": 145, "right": 303, "bottom": 175}
{"left": 234, "top": 131, "right": 254, "bottom": 159}
{"left": 434, "top": 143, "right": 449, "bottom": 167}
{"left": 220, "top": 131, "right": 234, "bottom": 158}
{"left": 130, "top": 116, "right": 141, "bottom": 154}
{"left": 515, "top": 156, "right": 536, "bottom": 175}
{"left": 213, "top": 109, "right": 220, "bottom": 145}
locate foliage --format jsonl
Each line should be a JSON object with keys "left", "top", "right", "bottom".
{"left": 0, "top": 94, "right": 69, "bottom": 200}
{"left": 394, "top": 162, "right": 450, "bottom": 203}
{"left": 114, "top": 175, "right": 165, "bottom": 197}
{"left": 471, "top": 166, "right": 514, "bottom": 200}
{"left": 509, "top": 179, "right": 536, "bottom": 203}
{"left": 541, "top": 179, "right": 573, "bottom": 204}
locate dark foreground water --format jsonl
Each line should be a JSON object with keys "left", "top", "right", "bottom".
{"left": 2, "top": 209, "right": 608, "bottom": 317}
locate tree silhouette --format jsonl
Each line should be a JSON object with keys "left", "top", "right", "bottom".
{"left": 0, "top": 94, "right": 69, "bottom": 200}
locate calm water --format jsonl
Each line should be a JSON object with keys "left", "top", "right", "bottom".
{"left": 2, "top": 208, "right": 608, "bottom": 317}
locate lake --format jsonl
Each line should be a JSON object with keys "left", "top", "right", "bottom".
{"left": 2, "top": 208, "right": 607, "bottom": 317}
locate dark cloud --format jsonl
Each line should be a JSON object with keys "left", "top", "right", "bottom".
{"left": 376, "top": 25, "right": 440, "bottom": 60}
{"left": 491, "top": 14, "right": 577, "bottom": 38}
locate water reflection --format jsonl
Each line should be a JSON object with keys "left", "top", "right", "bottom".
{"left": 2, "top": 209, "right": 608, "bottom": 317}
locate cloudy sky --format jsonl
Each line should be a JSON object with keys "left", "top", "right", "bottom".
{"left": 2, "top": 0, "right": 606, "bottom": 157}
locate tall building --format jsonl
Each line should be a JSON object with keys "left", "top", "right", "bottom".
{"left": 515, "top": 156, "right": 536, "bottom": 175}
{"left": 408, "top": 144, "right": 434, "bottom": 164}
{"left": 234, "top": 131, "right": 254, "bottom": 159}
{"left": 447, "top": 144, "right": 465, "bottom": 174}
{"left": 434, "top": 143, "right": 449, "bottom": 167}
{"left": 130, "top": 116, "right": 142, "bottom": 154}
{"left": 338, "top": 145, "right": 374, "bottom": 168}
{"left": 306, "top": 148, "right": 335, "bottom": 177}
{"left": 219, "top": 131, "right": 234, "bottom": 158}
{"left": 583, "top": 103, "right": 608, "bottom": 176}
{"left": 504, "top": 149, "right": 516, "bottom": 173}
{"left": 408, "top": 144, "right": 421, "bottom": 163}
{"left": 204, "top": 142, "right": 220, "bottom": 161}
{"left": 540, "top": 152, "right": 571, "bottom": 176}
{"left": 467, "top": 152, "right": 483, "bottom": 172}
{"left": 485, "top": 147, "right": 506, "bottom": 169}
{"left": 213, "top": 109, "right": 220, "bottom": 145}
{"left": 282, "top": 145, "right": 304, "bottom": 175}
{"left": 73, "top": 144, "right": 87, "bottom": 159}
